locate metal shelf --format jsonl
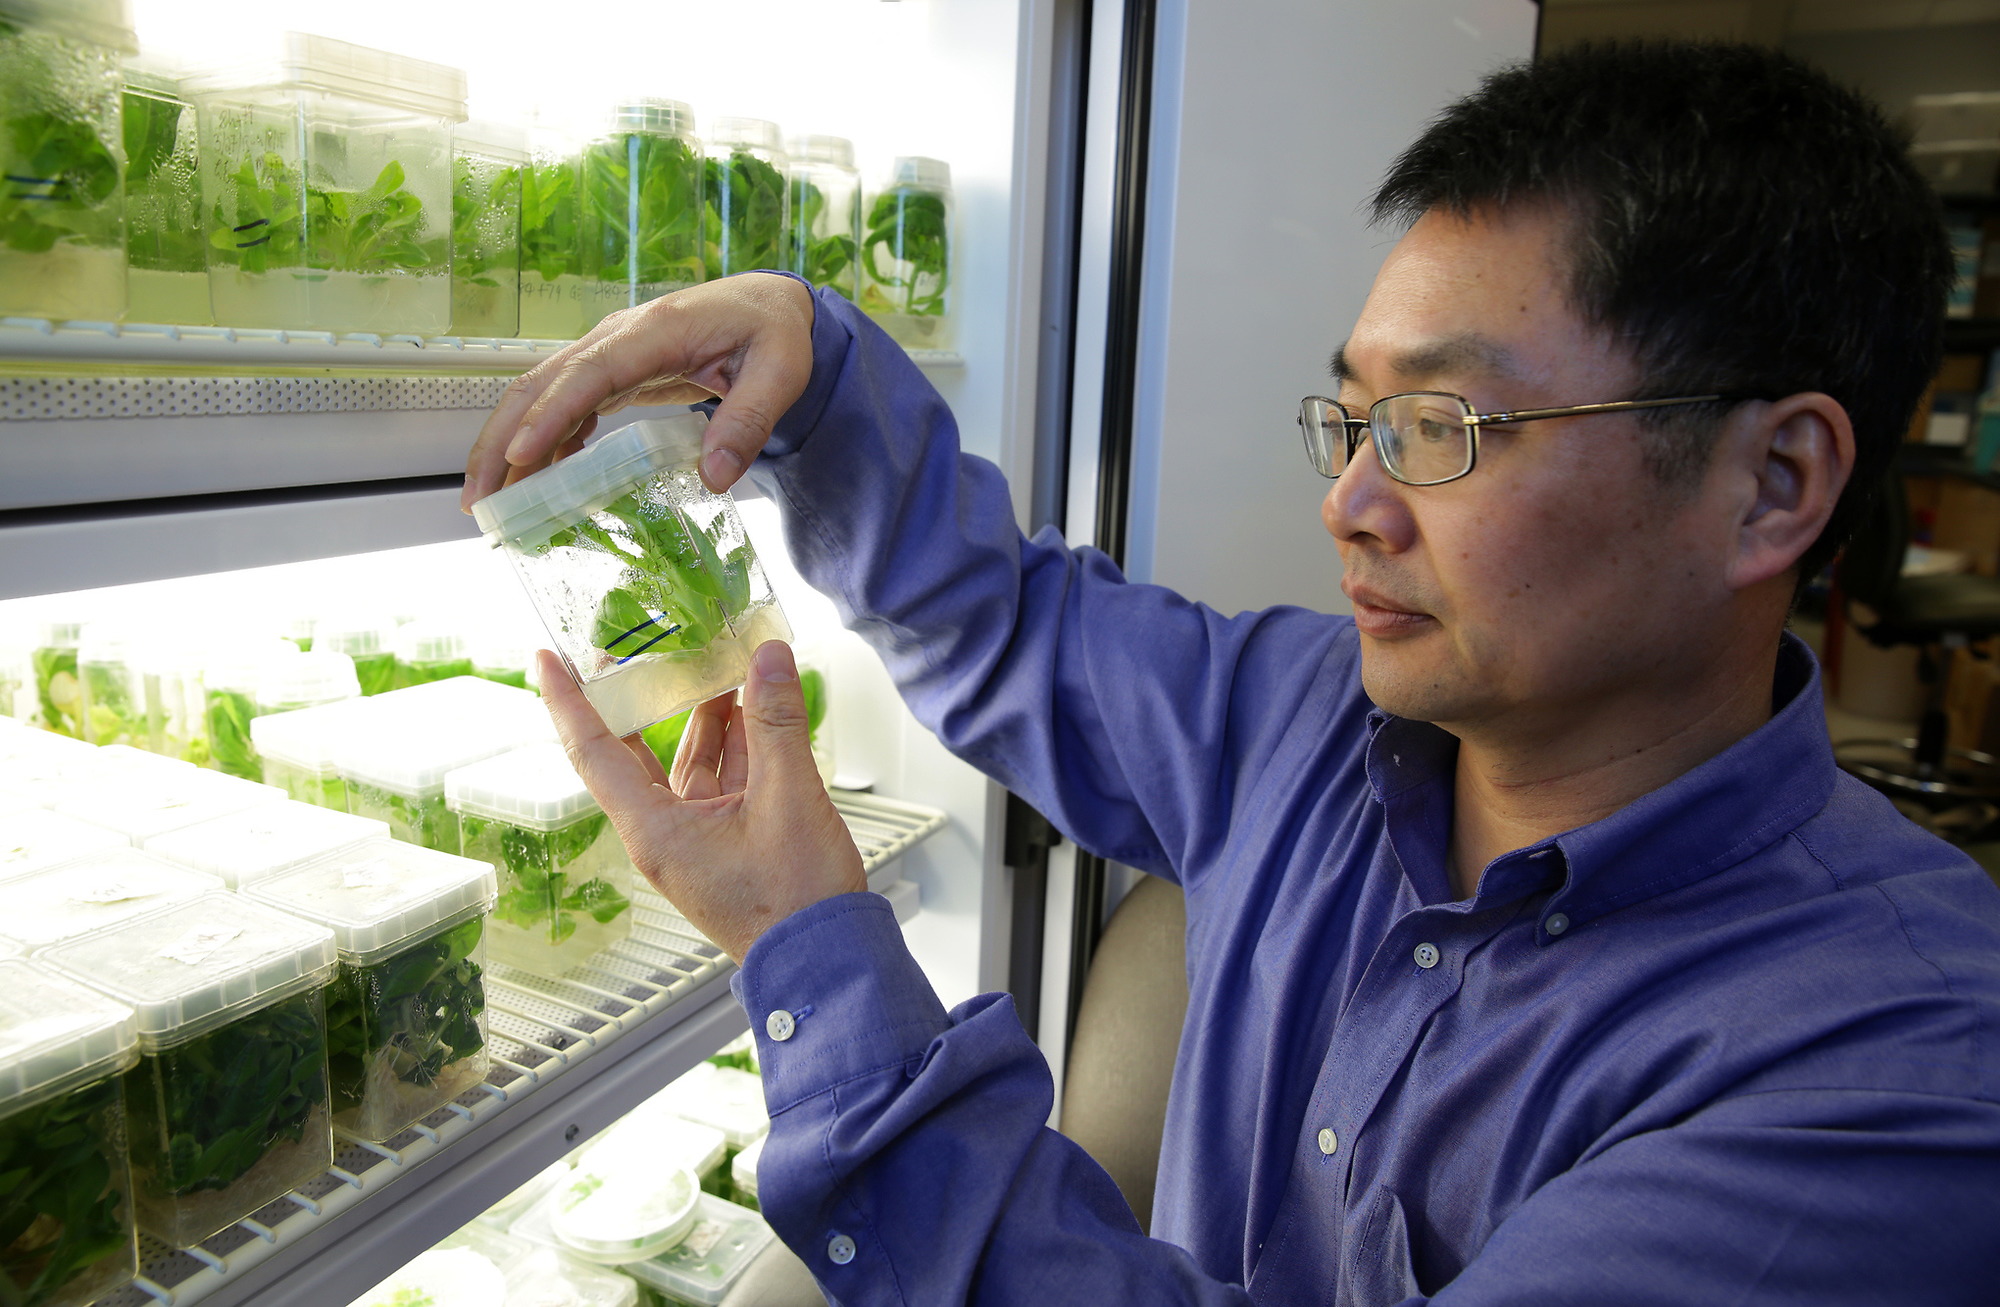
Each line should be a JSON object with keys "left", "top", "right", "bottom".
{"left": 90, "top": 791, "right": 945, "bottom": 1307}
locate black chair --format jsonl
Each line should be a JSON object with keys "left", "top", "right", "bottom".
{"left": 1835, "top": 467, "right": 2000, "bottom": 803}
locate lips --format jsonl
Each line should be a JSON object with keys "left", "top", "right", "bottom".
{"left": 1343, "top": 579, "right": 1433, "bottom": 638}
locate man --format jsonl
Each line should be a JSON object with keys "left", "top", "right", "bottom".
{"left": 465, "top": 41, "right": 2000, "bottom": 1304}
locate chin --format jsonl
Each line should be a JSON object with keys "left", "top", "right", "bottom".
{"left": 1358, "top": 652, "right": 1476, "bottom": 726}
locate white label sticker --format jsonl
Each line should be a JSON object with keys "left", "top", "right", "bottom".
{"left": 681, "top": 1220, "right": 724, "bottom": 1259}
{"left": 69, "top": 877, "right": 146, "bottom": 905}
{"left": 159, "top": 924, "right": 242, "bottom": 966}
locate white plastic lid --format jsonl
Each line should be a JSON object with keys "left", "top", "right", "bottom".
{"left": 331, "top": 695, "right": 541, "bottom": 798}
{"left": 351, "top": 1248, "right": 508, "bottom": 1307}
{"left": 588, "top": 1114, "right": 726, "bottom": 1180}
{"left": 459, "top": 118, "right": 529, "bottom": 161}
{"left": 0, "top": 960, "right": 138, "bottom": 1115}
{"left": 549, "top": 1159, "right": 700, "bottom": 1265}
{"left": 52, "top": 766, "right": 286, "bottom": 842}
{"left": 0, "top": 727, "right": 95, "bottom": 766}
{"left": 444, "top": 742, "right": 602, "bottom": 830}
{"left": 0, "top": 739, "right": 184, "bottom": 807}
{"left": 256, "top": 650, "right": 359, "bottom": 712}
{"left": 609, "top": 98, "right": 695, "bottom": 138}
{"left": 314, "top": 613, "right": 396, "bottom": 658}
{"left": 621, "top": 1193, "right": 773, "bottom": 1304}
{"left": 192, "top": 31, "right": 467, "bottom": 123}
{"left": 241, "top": 839, "right": 496, "bottom": 964}
{"left": 76, "top": 622, "right": 134, "bottom": 667}
{"left": 473, "top": 413, "right": 711, "bottom": 553}
{"left": 38, "top": 891, "right": 337, "bottom": 1049}
{"left": 0, "top": 0, "right": 135, "bottom": 51}
{"left": 34, "top": 621, "right": 81, "bottom": 650}
{"left": 395, "top": 619, "right": 468, "bottom": 666}
{"left": 709, "top": 116, "right": 782, "bottom": 154}
{"left": 891, "top": 155, "right": 951, "bottom": 191}
{"left": 0, "top": 848, "right": 226, "bottom": 949}
{"left": 656, "top": 1062, "right": 769, "bottom": 1148}
{"left": 250, "top": 695, "right": 379, "bottom": 774}
{"left": 789, "top": 134, "right": 854, "bottom": 169}
{"left": 0, "top": 808, "right": 131, "bottom": 879}
{"left": 511, "top": 1251, "right": 640, "bottom": 1307}
{"left": 142, "top": 801, "right": 388, "bottom": 890}
{"left": 731, "top": 1131, "right": 763, "bottom": 1199}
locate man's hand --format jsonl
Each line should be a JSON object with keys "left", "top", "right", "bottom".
{"left": 462, "top": 273, "right": 815, "bottom": 508}
{"left": 537, "top": 642, "right": 867, "bottom": 963}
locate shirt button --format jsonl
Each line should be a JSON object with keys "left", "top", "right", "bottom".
{"left": 1317, "top": 1127, "right": 1339, "bottom": 1155}
{"left": 766, "top": 1009, "right": 797, "bottom": 1041}
{"left": 1545, "top": 912, "right": 1570, "bottom": 937}
{"left": 1413, "top": 942, "right": 1439, "bottom": 969}
{"left": 828, "top": 1232, "right": 857, "bottom": 1265}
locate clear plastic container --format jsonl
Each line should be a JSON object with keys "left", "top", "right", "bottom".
{"left": 445, "top": 742, "right": 633, "bottom": 972}
{"left": 587, "top": 1113, "right": 726, "bottom": 1189}
{"left": 451, "top": 119, "right": 524, "bottom": 339}
{"left": 39, "top": 893, "right": 336, "bottom": 1248}
{"left": 518, "top": 117, "right": 586, "bottom": 339}
{"left": 201, "top": 640, "right": 299, "bottom": 780}
{"left": 787, "top": 133, "right": 861, "bottom": 301}
{"left": 137, "top": 641, "right": 210, "bottom": 764}
{"left": 0, "top": 809, "right": 143, "bottom": 881}
{"left": 473, "top": 413, "right": 790, "bottom": 738}
{"left": 480, "top": 1157, "right": 573, "bottom": 1230}
{"left": 332, "top": 693, "right": 541, "bottom": 851}
{"left": 0, "top": 960, "right": 139, "bottom": 1307}
{"left": 314, "top": 613, "right": 399, "bottom": 697}
{"left": 620, "top": 1193, "right": 772, "bottom": 1306}
{"left": 393, "top": 619, "right": 472, "bottom": 689}
{"left": 351, "top": 1246, "right": 508, "bottom": 1307}
{"left": 512, "top": 1249, "right": 639, "bottom": 1307}
{"left": 469, "top": 630, "right": 534, "bottom": 690}
{"left": 141, "top": 800, "right": 387, "bottom": 890}
{"left": 243, "top": 839, "right": 495, "bottom": 1141}
{"left": 256, "top": 649, "right": 358, "bottom": 716}
{"left": 861, "top": 155, "right": 953, "bottom": 348}
{"left": 730, "top": 1131, "right": 762, "bottom": 1208}
{"left": 190, "top": 33, "right": 467, "bottom": 333}
{"left": 581, "top": 100, "right": 703, "bottom": 329}
{"left": 513, "top": 1155, "right": 700, "bottom": 1267}
{"left": 122, "top": 56, "right": 210, "bottom": 325}
{"left": 0, "top": 849, "right": 224, "bottom": 949}
{"left": 250, "top": 695, "right": 377, "bottom": 809}
{"left": 51, "top": 765, "right": 285, "bottom": 844}
{"left": 29, "top": 621, "right": 83, "bottom": 738}
{"left": 0, "top": 0, "right": 132, "bottom": 322}
{"left": 702, "top": 116, "right": 787, "bottom": 284}
{"left": 654, "top": 1062, "right": 768, "bottom": 1150}
{"left": 282, "top": 614, "right": 315, "bottom": 652}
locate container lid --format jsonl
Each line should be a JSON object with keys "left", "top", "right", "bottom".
{"left": 0, "top": 960, "right": 138, "bottom": 1114}
{"left": 511, "top": 1251, "right": 640, "bottom": 1307}
{"left": 331, "top": 696, "right": 541, "bottom": 798}
{"left": 473, "top": 413, "right": 710, "bottom": 553}
{"left": 76, "top": 621, "right": 135, "bottom": 667}
{"left": 38, "top": 891, "right": 337, "bottom": 1048}
{"left": 609, "top": 98, "right": 694, "bottom": 138}
{"left": 256, "top": 650, "right": 359, "bottom": 711}
{"left": 655, "top": 1062, "right": 769, "bottom": 1148}
{"left": 709, "top": 116, "right": 782, "bottom": 154}
{"left": 0, "top": 808, "right": 131, "bottom": 879}
{"left": 549, "top": 1157, "right": 700, "bottom": 1265}
{"left": 142, "top": 801, "right": 388, "bottom": 890}
{"left": 0, "top": 739, "right": 183, "bottom": 807}
{"left": 250, "top": 695, "right": 379, "bottom": 773}
{"left": 458, "top": 118, "right": 529, "bottom": 161}
{"left": 0, "top": 727, "right": 96, "bottom": 766}
{"left": 0, "top": 848, "right": 226, "bottom": 949}
{"left": 788, "top": 133, "right": 854, "bottom": 169}
{"left": 891, "top": 155, "right": 951, "bottom": 190}
{"left": 314, "top": 612, "right": 396, "bottom": 658}
{"left": 395, "top": 619, "right": 468, "bottom": 666}
{"left": 588, "top": 1113, "right": 727, "bottom": 1180}
{"left": 241, "top": 839, "right": 496, "bottom": 963}
{"left": 0, "top": 0, "right": 134, "bottom": 52}
{"left": 352, "top": 1248, "right": 509, "bottom": 1307}
{"left": 621, "top": 1193, "right": 774, "bottom": 1304}
{"left": 730, "top": 1131, "right": 763, "bottom": 1198}
{"left": 34, "top": 621, "right": 81, "bottom": 650}
{"left": 444, "top": 742, "right": 602, "bottom": 830}
{"left": 52, "top": 766, "right": 286, "bottom": 842}
{"left": 191, "top": 31, "right": 467, "bottom": 123}
{"left": 482, "top": 1158, "right": 574, "bottom": 1226}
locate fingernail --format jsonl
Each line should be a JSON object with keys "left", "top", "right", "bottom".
{"left": 505, "top": 424, "right": 535, "bottom": 463}
{"left": 753, "top": 640, "right": 796, "bottom": 683}
{"left": 703, "top": 447, "right": 744, "bottom": 490}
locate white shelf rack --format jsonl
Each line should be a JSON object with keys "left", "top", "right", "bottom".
{"left": 89, "top": 791, "right": 945, "bottom": 1307}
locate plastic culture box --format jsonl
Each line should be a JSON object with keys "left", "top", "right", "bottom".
{"left": 577, "top": 99, "right": 703, "bottom": 330}
{"left": 512, "top": 1155, "right": 701, "bottom": 1266}
{"left": 243, "top": 839, "right": 495, "bottom": 1140}
{"left": 392, "top": 619, "right": 472, "bottom": 688}
{"left": 0, "top": 849, "right": 223, "bottom": 951}
{"left": 445, "top": 742, "right": 633, "bottom": 972}
{"left": 314, "top": 612, "right": 398, "bottom": 696}
{"left": 352, "top": 1248, "right": 507, "bottom": 1307}
{"left": 451, "top": 119, "right": 524, "bottom": 338}
{"left": 474, "top": 413, "right": 790, "bottom": 737}
{"left": 0, "top": 961, "right": 139, "bottom": 1307}
{"left": 702, "top": 116, "right": 787, "bottom": 284}
{"left": 470, "top": 631, "right": 534, "bottom": 690}
{"left": 621, "top": 1193, "right": 773, "bottom": 1306}
{"left": 50, "top": 765, "right": 285, "bottom": 844}
{"left": 191, "top": 33, "right": 466, "bottom": 334}
{"left": 730, "top": 1132, "right": 763, "bottom": 1210}
{"left": 0, "top": 0, "right": 132, "bottom": 322}
{"left": 256, "top": 648, "right": 358, "bottom": 717}
{"left": 861, "top": 155, "right": 954, "bottom": 349}
{"left": 787, "top": 133, "right": 862, "bottom": 301}
{"left": 331, "top": 690, "right": 540, "bottom": 851}
{"left": 140, "top": 799, "right": 386, "bottom": 890}
{"left": 29, "top": 621, "right": 83, "bottom": 738}
{"left": 121, "top": 56, "right": 209, "bottom": 324}
{"left": 201, "top": 639, "right": 300, "bottom": 780}
{"left": 249, "top": 694, "right": 376, "bottom": 809}
{"left": 76, "top": 623, "right": 141, "bottom": 747}
{"left": 137, "top": 641, "right": 209, "bottom": 764}
{"left": 0, "top": 810, "right": 131, "bottom": 882}
{"left": 39, "top": 893, "right": 336, "bottom": 1247}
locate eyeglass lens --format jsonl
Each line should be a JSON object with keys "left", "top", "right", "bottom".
{"left": 1301, "top": 393, "right": 1475, "bottom": 485}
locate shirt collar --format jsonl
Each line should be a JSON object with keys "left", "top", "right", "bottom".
{"left": 1364, "top": 632, "right": 1837, "bottom": 933}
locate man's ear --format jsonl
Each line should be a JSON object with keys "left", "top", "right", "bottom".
{"left": 1723, "top": 393, "right": 1855, "bottom": 593}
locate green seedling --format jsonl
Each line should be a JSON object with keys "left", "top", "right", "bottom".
{"left": 467, "top": 812, "right": 630, "bottom": 945}
{"left": 585, "top": 132, "right": 704, "bottom": 292}
{"left": 81, "top": 661, "right": 135, "bottom": 747}
{"left": 789, "top": 176, "right": 859, "bottom": 296}
{"left": 0, "top": 1075, "right": 132, "bottom": 1307}
{"left": 521, "top": 154, "right": 581, "bottom": 283}
{"left": 703, "top": 149, "right": 786, "bottom": 280}
{"left": 393, "top": 656, "right": 472, "bottom": 691}
{"left": 210, "top": 155, "right": 442, "bottom": 277}
{"left": 546, "top": 492, "right": 754, "bottom": 666}
{"left": 325, "top": 916, "right": 485, "bottom": 1119}
{"left": 862, "top": 186, "right": 949, "bottom": 317}
{"left": 351, "top": 652, "right": 397, "bottom": 697}
{"left": 350, "top": 783, "right": 455, "bottom": 852}
{"left": 31, "top": 645, "right": 80, "bottom": 738}
{"left": 0, "top": 106, "right": 120, "bottom": 256}
{"left": 204, "top": 687, "right": 259, "bottom": 780}
{"left": 451, "top": 154, "right": 521, "bottom": 289}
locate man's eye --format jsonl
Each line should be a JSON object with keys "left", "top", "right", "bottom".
{"left": 1417, "top": 417, "right": 1457, "bottom": 442}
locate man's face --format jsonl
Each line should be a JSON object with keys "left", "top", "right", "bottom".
{"left": 1327, "top": 203, "right": 1739, "bottom": 738}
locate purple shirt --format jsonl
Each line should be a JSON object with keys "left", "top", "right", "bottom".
{"left": 731, "top": 284, "right": 2000, "bottom": 1304}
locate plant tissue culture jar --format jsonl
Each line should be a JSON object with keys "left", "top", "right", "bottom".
{"left": 200, "top": 639, "right": 301, "bottom": 780}
{"left": 121, "top": 56, "right": 209, "bottom": 324}
{"left": 243, "top": 839, "right": 495, "bottom": 1141}
{"left": 139, "top": 641, "right": 211, "bottom": 764}
{"left": 702, "top": 116, "right": 788, "bottom": 284}
{"left": 250, "top": 694, "right": 376, "bottom": 809}
{"left": 518, "top": 117, "right": 585, "bottom": 339}
{"left": 314, "top": 612, "right": 398, "bottom": 696}
{"left": 582, "top": 99, "right": 703, "bottom": 331}
{"left": 37, "top": 892, "right": 336, "bottom": 1247}
{"left": 861, "top": 155, "right": 954, "bottom": 349}
{"left": 331, "top": 686, "right": 543, "bottom": 851}
{"left": 191, "top": 33, "right": 465, "bottom": 334}
{"left": 474, "top": 413, "right": 790, "bottom": 738}
{"left": 392, "top": 619, "right": 472, "bottom": 689}
{"left": 787, "top": 134, "right": 861, "bottom": 302}
{"left": 0, "top": 960, "right": 140, "bottom": 1307}
{"left": 77, "top": 622, "right": 142, "bottom": 748}
{"left": 446, "top": 742, "right": 633, "bottom": 973}
{"left": 451, "top": 118, "right": 523, "bottom": 338}
{"left": 0, "top": 0, "right": 131, "bottom": 322}
{"left": 30, "top": 620, "right": 83, "bottom": 738}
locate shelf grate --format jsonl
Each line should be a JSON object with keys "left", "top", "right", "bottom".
{"left": 93, "top": 789, "right": 945, "bottom": 1306}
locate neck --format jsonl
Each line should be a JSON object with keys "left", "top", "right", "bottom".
{"left": 1444, "top": 635, "right": 1785, "bottom": 900}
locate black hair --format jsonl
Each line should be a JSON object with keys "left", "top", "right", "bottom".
{"left": 1372, "top": 40, "right": 1953, "bottom": 585}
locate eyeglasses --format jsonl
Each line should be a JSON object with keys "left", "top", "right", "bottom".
{"left": 1298, "top": 391, "right": 1734, "bottom": 486}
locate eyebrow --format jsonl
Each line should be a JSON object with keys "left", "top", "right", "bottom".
{"left": 1328, "top": 333, "right": 1523, "bottom": 389}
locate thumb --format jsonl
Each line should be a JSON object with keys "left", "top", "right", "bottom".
{"left": 740, "top": 640, "right": 821, "bottom": 794}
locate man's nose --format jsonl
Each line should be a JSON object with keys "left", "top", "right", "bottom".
{"left": 1323, "top": 432, "right": 1412, "bottom": 549}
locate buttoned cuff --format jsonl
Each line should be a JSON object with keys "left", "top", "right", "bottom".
{"left": 730, "top": 892, "right": 950, "bottom": 1114}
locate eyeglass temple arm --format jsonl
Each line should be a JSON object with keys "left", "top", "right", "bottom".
{"left": 1470, "top": 394, "right": 1730, "bottom": 427}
